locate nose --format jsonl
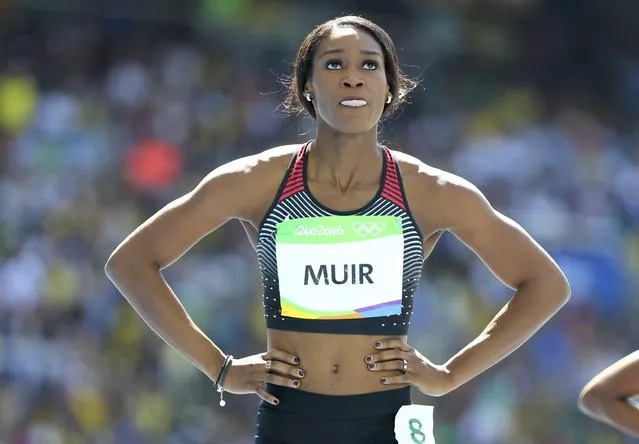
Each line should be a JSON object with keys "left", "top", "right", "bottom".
{"left": 342, "top": 76, "right": 364, "bottom": 88}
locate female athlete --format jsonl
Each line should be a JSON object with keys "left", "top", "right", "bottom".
{"left": 105, "top": 15, "right": 571, "bottom": 443}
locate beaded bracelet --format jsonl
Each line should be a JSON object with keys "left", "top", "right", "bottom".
{"left": 214, "top": 354, "right": 233, "bottom": 407}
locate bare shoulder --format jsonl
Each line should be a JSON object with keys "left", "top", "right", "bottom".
{"left": 390, "top": 149, "right": 486, "bottom": 232}
{"left": 249, "top": 143, "right": 302, "bottom": 168}
{"left": 212, "top": 144, "right": 300, "bottom": 181}
{"left": 391, "top": 149, "right": 478, "bottom": 194}
{"left": 104, "top": 144, "right": 302, "bottom": 269}
{"left": 209, "top": 144, "right": 301, "bottom": 224}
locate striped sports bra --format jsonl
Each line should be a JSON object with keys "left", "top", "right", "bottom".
{"left": 256, "top": 142, "right": 424, "bottom": 335}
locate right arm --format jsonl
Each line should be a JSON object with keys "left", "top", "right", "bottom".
{"left": 579, "top": 351, "right": 639, "bottom": 437}
{"left": 105, "top": 154, "right": 273, "bottom": 382}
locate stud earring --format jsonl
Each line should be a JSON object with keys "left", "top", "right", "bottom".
{"left": 305, "top": 92, "right": 313, "bottom": 102}
{"left": 386, "top": 94, "right": 393, "bottom": 104}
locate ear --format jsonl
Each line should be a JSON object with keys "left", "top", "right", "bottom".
{"left": 385, "top": 86, "right": 393, "bottom": 105}
{"left": 303, "top": 81, "right": 315, "bottom": 102}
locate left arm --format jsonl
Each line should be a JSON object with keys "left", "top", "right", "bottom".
{"left": 440, "top": 176, "right": 571, "bottom": 393}
{"left": 367, "top": 161, "right": 570, "bottom": 395}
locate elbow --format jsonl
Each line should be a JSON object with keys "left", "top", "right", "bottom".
{"left": 545, "top": 267, "right": 571, "bottom": 307}
{"left": 578, "top": 380, "right": 620, "bottom": 421}
{"left": 104, "top": 247, "right": 156, "bottom": 281}
{"left": 521, "top": 266, "right": 571, "bottom": 307}
{"left": 556, "top": 272, "right": 571, "bottom": 305}
{"left": 104, "top": 250, "right": 125, "bottom": 280}
{"left": 525, "top": 268, "right": 571, "bottom": 308}
{"left": 579, "top": 385, "right": 604, "bottom": 418}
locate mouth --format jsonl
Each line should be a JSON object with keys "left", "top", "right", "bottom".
{"left": 339, "top": 97, "right": 368, "bottom": 108}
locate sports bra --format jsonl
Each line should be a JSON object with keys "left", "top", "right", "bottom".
{"left": 256, "top": 142, "right": 424, "bottom": 335}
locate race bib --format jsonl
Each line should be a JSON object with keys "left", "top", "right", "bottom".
{"left": 275, "top": 215, "right": 404, "bottom": 320}
{"left": 394, "top": 405, "right": 436, "bottom": 444}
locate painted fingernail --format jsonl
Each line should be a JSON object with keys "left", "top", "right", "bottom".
{"left": 380, "top": 378, "right": 387, "bottom": 383}
{"left": 374, "top": 341, "right": 382, "bottom": 348}
{"left": 365, "top": 356, "right": 373, "bottom": 363}
{"left": 273, "top": 399, "right": 280, "bottom": 405}
{"left": 298, "top": 370, "right": 305, "bottom": 377}
{"left": 368, "top": 363, "right": 375, "bottom": 370}
{"left": 292, "top": 380, "right": 300, "bottom": 387}
{"left": 293, "top": 357, "right": 300, "bottom": 364}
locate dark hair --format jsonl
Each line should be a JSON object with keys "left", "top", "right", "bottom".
{"left": 283, "top": 15, "right": 417, "bottom": 120}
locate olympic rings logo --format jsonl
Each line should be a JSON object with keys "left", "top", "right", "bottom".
{"left": 351, "top": 221, "right": 386, "bottom": 237}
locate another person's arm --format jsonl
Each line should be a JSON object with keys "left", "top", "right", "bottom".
{"left": 579, "top": 351, "right": 639, "bottom": 437}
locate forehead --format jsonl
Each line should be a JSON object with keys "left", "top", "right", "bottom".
{"left": 315, "top": 26, "right": 383, "bottom": 56}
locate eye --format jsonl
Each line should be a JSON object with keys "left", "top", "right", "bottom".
{"left": 325, "top": 59, "right": 342, "bottom": 70}
{"left": 362, "top": 59, "right": 379, "bottom": 70}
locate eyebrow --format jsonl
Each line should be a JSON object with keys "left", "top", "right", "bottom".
{"left": 318, "top": 49, "right": 383, "bottom": 58}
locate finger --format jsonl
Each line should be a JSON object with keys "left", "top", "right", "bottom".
{"left": 255, "top": 385, "right": 280, "bottom": 405}
{"left": 380, "top": 375, "right": 410, "bottom": 385}
{"left": 265, "top": 373, "right": 301, "bottom": 389}
{"left": 367, "top": 359, "right": 405, "bottom": 372}
{"left": 267, "top": 360, "right": 306, "bottom": 379}
{"left": 374, "top": 338, "right": 411, "bottom": 352}
{"left": 365, "top": 349, "right": 406, "bottom": 363}
{"left": 263, "top": 349, "right": 300, "bottom": 365}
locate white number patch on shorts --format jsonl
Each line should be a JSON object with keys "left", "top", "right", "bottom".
{"left": 394, "top": 405, "right": 436, "bottom": 444}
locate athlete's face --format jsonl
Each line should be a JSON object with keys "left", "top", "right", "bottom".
{"left": 306, "top": 27, "right": 389, "bottom": 135}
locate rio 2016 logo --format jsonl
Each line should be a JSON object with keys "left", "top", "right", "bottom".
{"left": 292, "top": 221, "right": 387, "bottom": 237}
{"left": 294, "top": 224, "right": 344, "bottom": 236}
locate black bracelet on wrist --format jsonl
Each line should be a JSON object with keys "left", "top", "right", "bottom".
{"left": 214, "top": 354, "right": 233, "bottom": 407}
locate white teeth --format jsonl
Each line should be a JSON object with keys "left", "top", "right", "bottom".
{"left": 340, "top": 99, "right": 367, "bottom": 107}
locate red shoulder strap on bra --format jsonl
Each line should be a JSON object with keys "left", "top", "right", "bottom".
{"left": 380, "top": 147, "right": 407, "bottom": 210}
{"left": 278, "top": 143, "right": 308, "bottom": 202}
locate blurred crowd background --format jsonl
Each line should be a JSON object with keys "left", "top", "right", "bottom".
{"left": 0, "top": 0, "right": 638, "bottom": 443}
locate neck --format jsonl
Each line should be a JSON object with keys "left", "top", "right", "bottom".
{"left": 310, "top": 124, "right": 381, "bottom": 187}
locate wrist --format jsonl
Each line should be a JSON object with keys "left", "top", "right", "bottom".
{"left": 204, "top": 347, "right": 228, "bottom": 381}
{"left": 212, "top": 353, "right": 234, "bottom": 408}
{"left": 215, "top": 354, "right": 234, "bottom": 386}
{"left": 438, "top": 364, "right": 455, "bottom": 394}
{"left": 415, "top": 362, "right": 455, "bottom": 397}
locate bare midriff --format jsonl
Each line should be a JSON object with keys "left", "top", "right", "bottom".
{"left": 267, "top": 329, "right": 410, "bottom": 395}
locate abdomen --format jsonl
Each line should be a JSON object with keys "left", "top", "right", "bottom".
{"left": 267, "top": 329, "right": 410, "bottom": 395}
